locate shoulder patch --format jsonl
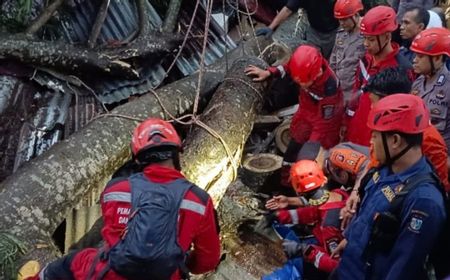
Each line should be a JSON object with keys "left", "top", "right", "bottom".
{"left": 190, "top": 185, "right": 210, "bottom": 205}
{"left": 436, "top": 90, "right": 446, "bottom": 99}
{"left": 407, "top": 209, "right": 429, "bottom": 234}
{"left": 437, "top": 74, "right": 446, "bottom": 86}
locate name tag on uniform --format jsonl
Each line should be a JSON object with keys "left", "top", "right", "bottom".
{"left": 381, "top": 186, "right": 395, "bottom": 202}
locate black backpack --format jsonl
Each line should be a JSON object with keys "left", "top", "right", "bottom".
{"left": 365, "top": 172, "right": 450, "bottom": 279}
{"left": 107, "top": 173, "right": 192, "bottom": 280}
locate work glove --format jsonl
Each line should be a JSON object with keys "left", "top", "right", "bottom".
{"left": 255, "top": 27, "right": 273, "bottom": 38}
{"left": 255, "top": 211, "right": 277, "bottom": 231}
{"left": 282, "top": 240, "right": 310, "bottom": 258}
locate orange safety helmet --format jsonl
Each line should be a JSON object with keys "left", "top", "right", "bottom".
{"left": 288, "top": 45, "right": 323, "bottom": 84}
{"left": 367, "top": 94, "right": 430, "bottom": 134}
{"left": 410, "top": 28, "right": 450, "bottom": 57}
{"left": 131, "top": 118, "right": 182, "bottom": 157}
{"left": 290, "top": 160, "right": 327, "bottom": 193}
{"left": 328, "top": 148, "right": 367, "bottom": 175}
{"left": 360, "top": 6, "right": 397, "bottom": 36}
{"left": 334, "top": 0, "right": 364, "bottom": 19}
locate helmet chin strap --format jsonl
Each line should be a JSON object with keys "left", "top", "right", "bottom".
{"left": 428, "top": 56, "right": 436, "bottom": 76}
{"left": 375, "top": 35, "right": 389, "bottom": 56}
{"left": 381, "top": 132, "right": 413, "bottom": 168}
{"left": 349, "top": 16, "right": 358, "bottom": 32}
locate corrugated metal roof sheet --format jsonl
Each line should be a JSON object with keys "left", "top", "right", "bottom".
{"left": 48, "top": 0, "right": 235, "bottom": 104}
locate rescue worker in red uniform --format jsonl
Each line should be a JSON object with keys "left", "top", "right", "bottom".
{"left": 343, "top": 5, "right": 414, "bottom": 146}
{"left": 263, "top": 160, "right": 348, "bottom": 273}
{"left": 245, "top": 45, "right": 343, "bottom": 186}
{"left": 26, "top": 118, "right": 221, "bottom": 280}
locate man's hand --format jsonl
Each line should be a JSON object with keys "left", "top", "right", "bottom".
{"left": 255, "top": 27, "right": 273, "bottom": 38}
{"left": 340, "top": 190, "right": 359, "bottom": 230}
{"left": 330, "top": 239, "right": 347, "bottom": 258}
{"left": 266, "top": 195, "right": 289, "bottom": 210}
{"left": 244, "top": 65, "right": 271, "bottom": 82}
{"left": 282, "top": 240, "right": 309, "bottom": 258}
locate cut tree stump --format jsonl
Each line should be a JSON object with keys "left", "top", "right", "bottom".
{"left": 274, "top": 120, "right": 291, "bottom": 154}
{"left": 241, "top": 153, "right": 283, "bottom": 190}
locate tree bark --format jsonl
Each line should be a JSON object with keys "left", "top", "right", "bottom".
{"left": 181, "top": 56, "right": 269, "bottom": 203}
{"left": 0, "top": 32, "right": 182, "bottom": 79}
{"left": 0, "top": 36, "right": 271, "bottom": 267}
{"left": 162, "top": 0, "right": 183, "bottom": 33}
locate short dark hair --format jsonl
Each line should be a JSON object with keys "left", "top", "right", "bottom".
{"left": 404, "top": 4, "right": 430, "bottom": 26}
{"left": 385, "top": 131, "right": 423, "bottom": 147}
{"left": 364, "top": 67, "right": 412, "bottom": 97}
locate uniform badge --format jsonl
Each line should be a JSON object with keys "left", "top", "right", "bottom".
{"left": 372, "top": 171, "right": 380, "bottom": 183}
{"left": 409, "top": 217, "right": 423, "bottom": 232}
{"left": 381, "top": 186, "right": 395, "bottom": 202}
{"left": 436, "top": 90, "right": 446, "bottom": 99}
{"left": 394, "top": 184, "right": 404, "bottom": 194}
{"left": 322, "top": 105, "right": 335, "bottom": 120}
{"left": 431, "top": 108, "right": 441, "bottom": 116}
{"left": 437, "top": 74, "right": 446, "bottom": 86}
{"left": 337, "top": 40, "right": 343, "bottom": 46}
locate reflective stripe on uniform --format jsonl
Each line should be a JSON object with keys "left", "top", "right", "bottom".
{"left": 39, "top": 264, "right": 48, "bottom": 279}
{"left": 277, "top": 65, "right": 286, "bottom": 78}
{"left": 308, "top": 91, "right": 324, "bottom": 101}
{"left": 359, "top": 59, "right": 370, "bottom": 81}
{"left": 288, "top": 209, "right": 299, "bottom": 224}
{"left": 314, "top": 251, "right": 324, "bottom": 268}
{"left": 180, "top": 199, "right": 206, "bottom": 215}
{"left": 103, "top": 192, "right": 131, "bottom": 203}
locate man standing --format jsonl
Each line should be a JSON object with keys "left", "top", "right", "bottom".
{"left": 411, "top": 28, "right": 450, "bottom": 151}
{"left": 329, "top": 0, "right": 365, "bottom": 103}
{"left": 334, "top": 94, "right": 446, "bottom": 279}
{"left": 343, "top": 5, "right": 414, "bottom": 146}
{"left": 255, "top": 0, "right": 339, "bottom": 58}
{"left": 399, "top": 5, "right": 429, "bottom": 63}
{"left": 26, "top": 118, "right": 221, "bottom": 280}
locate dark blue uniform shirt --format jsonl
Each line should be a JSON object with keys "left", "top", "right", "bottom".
{"left": 336, "top": 157, "right": 446, "bottom": 280}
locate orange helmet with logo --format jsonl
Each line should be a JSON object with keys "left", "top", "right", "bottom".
{"left": 131, "top": 118, "right": 182, "bottom": 157}
{"left": 334, "top": 0, "right": 363, "bottom": 19}
{"left": 290, "top": 160, "right": 327, "bottom": 193}
{"left": 410, "top": 28, "right": 450, "bottom": 57}
{"left": 360, "top": 6, "right": 397, "bottom": 36}
{"left": 328, "top": 148, "right": 368, "bottom": 175}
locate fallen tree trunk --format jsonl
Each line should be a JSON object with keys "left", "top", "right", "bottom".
{"left": 0, "top": 37, "right": 271, "bottom": 272}
{"left": 181, "top": 56, "right": 269, "bottom": 203}
{"left": 0, "top": 32, "right": 182, "bottom": 79}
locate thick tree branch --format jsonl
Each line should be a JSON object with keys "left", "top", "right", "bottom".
{"left": 25, "top": 0, "right": 65, "bottom": 35}
{"left": 162, "top": 0, "right": 183, "bottom": 33}
{"left": 88, "top": 0, "right": 111, "bottom": 49}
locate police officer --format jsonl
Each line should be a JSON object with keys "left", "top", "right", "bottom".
{"left": 411, "top": 28, "right": 450, "bottom": 151}
{"left": 330, "top": 0, "right": 365, "bottom": 103}
{"left": 333, "top": 94, "right": 446, "bottom": 279}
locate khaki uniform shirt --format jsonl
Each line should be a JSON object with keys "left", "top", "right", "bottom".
{"left": 329, "top": 28, "right": 365, "bottom": 103}
{"left": 412, "top": 66, "right": 450, "bottom": 150}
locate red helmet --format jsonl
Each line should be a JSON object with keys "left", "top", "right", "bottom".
{"left": 360, "top": 6, "right": 397, "bottom": 36}
{"left": 410, "top": 28, "right": 450, "bottom": 57}
{"left": 290, "top": 160, "right": 327, "bottom": 193}
{"left": 131, "top": 118, "right": 182, "bottom": 156}
{"left": 334, "top": 0, "right": 363, "bottom": 19}
{"left": 367, "top": 94, "right": 430, "bottom": 134}
{"left": 288, "top": 45, "right": 323, "bottom": 84}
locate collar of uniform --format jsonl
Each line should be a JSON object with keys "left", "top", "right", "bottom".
{"left": 365, "top": 42, "right": 400, "bottom": 72}
{"left": 378, "top": 156, "right": 431, "bottom": 185}
{"left": 143, "top": 164, "right": 185, "bottom": 183}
